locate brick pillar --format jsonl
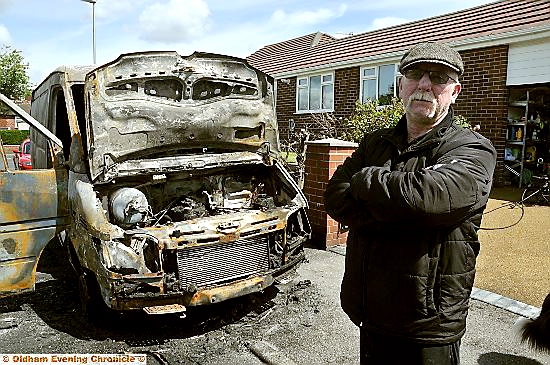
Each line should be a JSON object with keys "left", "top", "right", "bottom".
{"left": 303, "top": 138, "right": 358, "bottom": 249}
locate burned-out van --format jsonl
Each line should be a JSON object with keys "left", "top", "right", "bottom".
{"left": 0, "top": 52, "right": 311, "bottom": 316}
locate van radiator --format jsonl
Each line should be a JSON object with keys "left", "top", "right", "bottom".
{"left": 177, "top": 236, "right": 270, "bottom": 289}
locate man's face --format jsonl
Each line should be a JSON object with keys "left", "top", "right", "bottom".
{"left": 398, "top": 62, "right": 461, "bottom": 125}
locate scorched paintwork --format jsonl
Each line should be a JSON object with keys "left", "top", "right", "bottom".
{"left": 0, "top": 95, "right": 69, "bottom": 296}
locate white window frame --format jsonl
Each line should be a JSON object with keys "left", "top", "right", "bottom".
{"left": 360, "top": 64, "right": 400, "bottom": 104}
{"left": 296, "top": 72, "right": 334, "bottom": 113}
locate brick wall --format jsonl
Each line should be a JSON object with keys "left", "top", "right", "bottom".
{"left": 333, "top": 67, "right": 360, "bottom": 119}
{"left": 275, "top": 67, "right": 360, "bottom": 141}
{"left": 454, "top": 45, "right": 509, "bottom": 185}
{"left": 303, "top": 138, "right": 357, "bottom": 248}
{"left": 0, "top": 116, "right": 15, "bottom": 129}
{"left": 275, "top": 78, "right": 297, "bottom": 140}
{"left": 276, "top": 77, "right": 308, "bottom": 144}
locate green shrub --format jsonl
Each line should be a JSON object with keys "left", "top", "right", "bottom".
{"left": 283, "top": 151, "right": 297, "bottom": 163}
{"left": 0, "top": 129, "right": 29, "bottom": 145}
{"left": 340, "top": 98, "right": 405, "bottom": 143}
{"left": 339, "top": 98, "right": 471, "bottom": 143}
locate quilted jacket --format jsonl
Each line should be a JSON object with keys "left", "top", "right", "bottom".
{"left": 324, "top": 109, "right": 497, "bottom": 344}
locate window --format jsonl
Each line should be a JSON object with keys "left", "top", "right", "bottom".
{"left": 361, "top": 64, "right": 399, "bottom": 105}
{"left": 296, "top": 73, "right": 334, "bottom": 112}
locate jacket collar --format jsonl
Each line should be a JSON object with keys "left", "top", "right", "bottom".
{"left": 388, "top": 107, "right": 456, "bottom": 150}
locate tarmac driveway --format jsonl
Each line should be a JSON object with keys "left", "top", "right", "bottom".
{"left": 1, "top": 242, "right": 550, "bottom": 364}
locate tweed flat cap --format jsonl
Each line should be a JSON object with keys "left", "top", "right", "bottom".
{"left": 399, "top": 42, "right": 464, "bottom": 76}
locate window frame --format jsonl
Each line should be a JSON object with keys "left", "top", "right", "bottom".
{"left": 360, "top": 64, "right": 400, "bottom": 104}
{"left": 295, "top": 72, "right": 335, "bottom": 113}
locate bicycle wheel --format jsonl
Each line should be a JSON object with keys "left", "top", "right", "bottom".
{"left": 521, "top": 186, "right": 548, "bottom": 206}
{"left": 540, "top": 187, "right": 550, "bottom": 205}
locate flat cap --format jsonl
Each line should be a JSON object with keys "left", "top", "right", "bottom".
{"left": 399, "top": 42, "right": 464, "bottom": 76}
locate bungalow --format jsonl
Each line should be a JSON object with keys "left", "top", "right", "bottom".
{"left": 247, "top": 0, "right": 550, "bottom": 186}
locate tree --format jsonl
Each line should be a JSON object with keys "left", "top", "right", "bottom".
{"left": 0, "top": 45, "right": 31, "bottom": 101}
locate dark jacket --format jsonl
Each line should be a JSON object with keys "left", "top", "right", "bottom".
{"left": 324, "top": 110, "right": 497, "bottom": 345}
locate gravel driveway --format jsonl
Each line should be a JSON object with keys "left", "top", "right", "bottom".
{"left": 476, "top": 187, "right": 550, "bottom": 308}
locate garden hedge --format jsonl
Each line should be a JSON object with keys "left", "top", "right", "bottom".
{"left": 0, "top": 129, "right": 29, "bottom": 145}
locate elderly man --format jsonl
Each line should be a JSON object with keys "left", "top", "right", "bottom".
{"left": 324, "top": 42, "right": 497, "bottom": 364}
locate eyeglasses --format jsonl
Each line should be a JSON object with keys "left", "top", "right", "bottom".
{"left": 403, "top": 69, "right": 457, "bottom": 85}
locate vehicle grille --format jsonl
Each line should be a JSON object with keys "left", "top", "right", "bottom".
{"left": 177, "top": 236, "right": 269, "bottom": 289}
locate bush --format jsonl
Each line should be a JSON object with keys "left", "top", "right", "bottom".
{"left": 0, "top": 129, "right": 29, "bottom": 145}
{"left": 340, "top": 98, "right": 405, "bottom": 143}
{"left": 339, "top": 98, "right": 472, "bottom": 143}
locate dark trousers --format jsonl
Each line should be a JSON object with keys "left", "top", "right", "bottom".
{"left": 360, "top": 327, "right": 460, "bottom": 365}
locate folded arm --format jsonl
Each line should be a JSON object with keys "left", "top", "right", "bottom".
{"left": 349, "top": 137, "right": 496, "bottom": 227}
{"left": 324, "top": 133, "right": 497, "bottom": 228}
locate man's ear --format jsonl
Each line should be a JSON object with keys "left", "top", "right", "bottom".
{"left": 451, "top": 83, "right": 462, "bottom": 104}
{"left": 398, "top": 77, "right": 403, "bottom": 95}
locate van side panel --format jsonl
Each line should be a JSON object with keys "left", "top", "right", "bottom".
{"left": 30, "top": 73, "right": 59, "bottom": 169}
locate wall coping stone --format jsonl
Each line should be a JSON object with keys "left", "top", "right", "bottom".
{"left": 306, "top": 138, "right": 358, "bottom": 148}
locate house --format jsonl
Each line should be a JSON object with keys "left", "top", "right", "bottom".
{"left": 247, "top": 0, "right": 550, "bottom": 186}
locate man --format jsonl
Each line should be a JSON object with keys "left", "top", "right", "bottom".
{"left": 324, "top": 42, "right": 497, "bottom": 364}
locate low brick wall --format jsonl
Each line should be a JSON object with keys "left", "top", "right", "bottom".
{"left": 303, "top": 138, "right": 357, "bottom": 249}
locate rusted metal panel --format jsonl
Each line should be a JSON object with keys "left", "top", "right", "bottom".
{"left": 0, "top": 169, "right": 69, "bottom": 296}
{"left": 107, "top": 275, "right": 274, "bottom": 311}
{"left": 66, "top": 54, "right": 311, "bottom": 314}
{"left": 0, "top": 92, "right": 70, "bottom": 297}
{"left": 188, "top": 275, "right": 274, "bottom": 306}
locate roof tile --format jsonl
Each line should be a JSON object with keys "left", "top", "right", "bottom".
{"left": 247, "top": 0, "right": 550, "bottom": 76}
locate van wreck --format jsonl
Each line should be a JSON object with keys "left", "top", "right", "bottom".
{"left": 0, "top": 51, "right": 311, "bottom": 316}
